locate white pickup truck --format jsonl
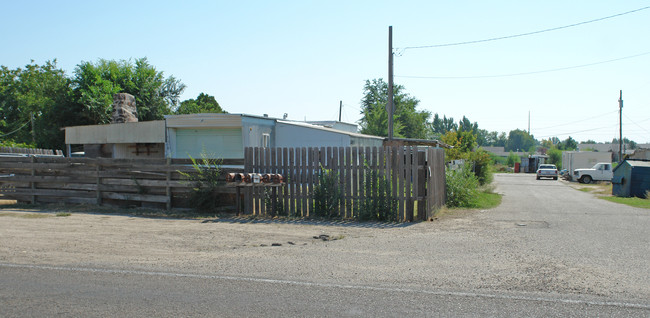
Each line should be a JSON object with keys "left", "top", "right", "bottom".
{"left": 573, "top": 162, "right": 613, "bottom": 184}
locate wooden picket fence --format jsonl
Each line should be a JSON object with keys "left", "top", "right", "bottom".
{"left": 244, "top": 146, "right": 446, "bottom": 222}
{"left": 0, "top": 156, "right": 243, "bottom": 209}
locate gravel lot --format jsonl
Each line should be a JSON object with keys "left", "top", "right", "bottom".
{"left": 1, "top": 174, "right": 649, "bottom": 308}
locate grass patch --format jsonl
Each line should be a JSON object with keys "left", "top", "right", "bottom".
{"left": 0, "top": 212, "right": 51, "bottom": 218}
{"left": 474, "top": 189, "right": 502, "bottom": 209}
{"left": 600, "top": 196, "right": 650, "bottom": 209}
{"left": 55, "top": 212, "right": 71, "bottom": 217}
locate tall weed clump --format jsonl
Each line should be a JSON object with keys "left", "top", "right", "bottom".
{"left": 179, "top": 153, "right": 223, "bottom": 214}
{"left": 446, "top": 163, "right": 480, "bottom": 208}
{"left": 358, "top": 169, "right": 398, "bottom": 222}
{"left": 312, "top": 167, "right": 343, "bottom": 219}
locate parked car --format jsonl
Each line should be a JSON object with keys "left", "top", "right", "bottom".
{"left": 537, "top": 164, "right": 558, "bottom": 180}
{"left": 573, "top": 162, "right": 613, "bottom": 184}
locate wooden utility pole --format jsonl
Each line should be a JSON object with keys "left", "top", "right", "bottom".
{"left": 619, "top": 90, "right": 623, "bottom": 161}
{"left": 387, "top": 26, "right": 395, "bottom": 140}
{"left": 339, "top": 100, "right": 342, "bottom": 122}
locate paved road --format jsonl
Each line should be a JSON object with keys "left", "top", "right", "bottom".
{"left": 1, "top": 174, "right": 649, "bottom": 317}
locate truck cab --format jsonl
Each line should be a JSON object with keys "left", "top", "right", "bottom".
{"left": 573, "top": 162, "right": 613, "bottom": 184}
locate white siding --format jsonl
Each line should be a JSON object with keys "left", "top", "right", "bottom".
{"left": 275, "top": 123, "right": 351, "bottom": 148}
{"left": 174, "top": 128, "right": 244, "bottom": 159}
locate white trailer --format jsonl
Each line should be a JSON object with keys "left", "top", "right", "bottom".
{"left": 561, "top": 151, "right": 612, "bottom": 179}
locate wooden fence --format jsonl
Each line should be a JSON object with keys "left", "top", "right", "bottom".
{"left": 0, "top": 157, "right": 243, "bottom": 209}
{"left": 244, "top": 146, "right": 446, "bottom": 221}
{"left": 0, "top": 146, "right": 64, "bottom": 156}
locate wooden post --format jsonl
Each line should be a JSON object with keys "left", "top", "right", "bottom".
{"left": 96, "top": 159, "right": 102, "bottom": 206}
{"left": 30, "top": 156, "right": 36, "bottom": 204}
{"left": 166, "top": 157, "right": 172, "bottom": 210}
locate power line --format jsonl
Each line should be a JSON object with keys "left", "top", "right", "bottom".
{"left": 396, "top": 51, "right": 650, "bottom": 79}
{"left": 399, "top": 6, "right": 650, "bottom": 50}
{"left": 534, "top": 110, "right": 618, "bottom": 131}
{"left": 536, "top": 124, "right": 617, "bottom": 138}
{"left": 0, "top": 120, "right": 30, "bottom": 138}
{"left": 624, "top": 113, "right": 650, "bottom": 134}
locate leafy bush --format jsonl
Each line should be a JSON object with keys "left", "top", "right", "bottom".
{"left": 312, "top": 167, "right": 343, "bottom": 219}
{"left": 469, "top": 149, "right": 493, "bottom": 186}
{"left": 179, "top": 153, "right": 223, "bottom": 214}
{"left": 264, "top": 188, "right": 286, "bottom": 217}
{"left": 446, "top": 163, "right": 480, "bottom": 208}
{"left": 506, "top": 151, "right": 521, "bottom": 166}
{"left": 358, "top": 170, "right": 398, "bottom": 222}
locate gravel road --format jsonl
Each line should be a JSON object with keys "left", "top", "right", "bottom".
{"left": 1, "top": 173, "right": 648, "bottom": 316}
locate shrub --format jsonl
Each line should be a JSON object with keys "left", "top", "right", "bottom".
{"left": 469, "top": 149, "right": 493, "bottom": 186}
{"left": 358, "top": 169, "right": 398, "bottom": 222}
{"left": 446, "top": 163, "right": 480, "bottom": 208}
{"left": 312, "top": 167, "right": 343, "bottom": 219}
{"left": 179, "top": 153, "right": 223, "bottom": 214}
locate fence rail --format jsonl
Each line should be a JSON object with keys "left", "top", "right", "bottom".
{"left": 244, "top": 146, "right": 445, "bottom": 221}
{"left": 0, "top": 157, "right": 243, "bottom": 209}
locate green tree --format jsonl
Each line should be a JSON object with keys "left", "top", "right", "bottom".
{"left": 0, "top": 60, "right": 73, "bottom": 149}
{"left": 176, "top": 93, "right": 226, "bottom": 114}
{"left": 547, "top": 147, "right": 562, "bottom": 169}
{"left": 558, "top": 136, "right": 578, "bottom": 150}
{"left": 359, "top": 78, "right": 430, "bottom": 139}
{"left": 505, "top": 129, "right": 535, "bottom": 152}
{"left": 73, "top": 57, "right": 186, "bottom": 124}
{"left": 441, "top": 130, "right": 477, "bottom": 160}
{"left": 506, "top": 152, "right": 521, "bottom": 166}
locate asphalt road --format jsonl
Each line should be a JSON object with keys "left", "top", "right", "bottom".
{"left": 1, "top": 174, "right": 649, "bottom": 317}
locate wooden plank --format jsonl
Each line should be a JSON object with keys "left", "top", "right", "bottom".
{"left": 102, "top": 192, "right": 169, "bottom": 203}
{"left": 289, "top": 148, "right": 296, "bottom": 216}
{"left": 397, "top": 146, "right": 405, "bottom": 222}
{"left": 331, "top": 147, "right": 340, "bottom": 217}
{"left": 1, "top": 188, "right": 95, "bottom": 198}
{"left": 417, "top": 151, "right": 426, "bottom": 220}
{"left": 30, "top": 156, "right": 36, "bottom": 204}
{"left": 300, "top": 147, "right": 308, "bottom": 217}
{"left": 351, "top": 147, "right": 358, "bottom": 218}
{"left": 342, "top": 147, "right": 350, "bottom": 218}
{"left": 405, "top": 146, "right": 414, "bottom": 222}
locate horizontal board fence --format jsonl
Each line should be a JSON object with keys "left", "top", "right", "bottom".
{"left": 243, "top": 146, "right": 446, "bottom": 222}
{"left": 0, "top": 147, "right": 64, "bottom": 156}
{"left": 0, "top": 157, "right": 243, "bottom": 210}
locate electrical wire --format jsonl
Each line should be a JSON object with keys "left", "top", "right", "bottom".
{"left": 534, "top": 110, "right": 618, "bottom": 131}
{"left": 396, "top": 51, "right": 650, "bottom": 79}
{"left": 624, "top": 113, "right": 650, "bottom": 134}
{"left": 0, "top": 120, "right": 30, "bottom": 138}
{"left": 536, "top": 124, "right": 617, "bottom": 138}
{"left": 399, "top": 6, "right": 650, "bottom": 50}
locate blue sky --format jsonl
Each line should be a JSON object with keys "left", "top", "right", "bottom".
{"left": 2, "top": 1, "right": 649, "bottom": 143}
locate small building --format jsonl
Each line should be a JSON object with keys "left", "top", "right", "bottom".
{"left": 65, "top": 113, "right": 385, "bottom": 159}
{"left": 612, "top": 159, "right": 650, "bottom": 198}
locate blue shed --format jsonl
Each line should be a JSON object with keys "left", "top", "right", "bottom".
{"left": 612, "top": 159, "right": 650, "bottom": 198}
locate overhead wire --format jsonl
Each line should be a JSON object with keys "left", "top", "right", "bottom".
{"left": 399, "top": 6, "right": 650, "bottom": 50}
{"left": 624, "top": 113, "right": 650, "bottom": 134}
{"left": 533, "top": 110, "right": 618, "bottom": 131}
{"left": 396, "top": 51, "right": 650, "bottom": 79}
{"left": 0, "top": 120, "right": 30, "bottom": 138}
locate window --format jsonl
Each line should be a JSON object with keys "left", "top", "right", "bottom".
{"left": 262, "top": 133, "right": 270, "bottom": 148}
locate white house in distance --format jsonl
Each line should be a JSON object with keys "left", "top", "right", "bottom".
{"left": 65, "top": 113, "right": 384, "bottom": 159}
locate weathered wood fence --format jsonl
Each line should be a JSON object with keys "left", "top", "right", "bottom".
{"left": 0, "top": 157, "right": 243, "bottom": 209}
{"left": 244, "top": 146, "right": 446, "bottom": 221}
{"left": 0, "top": 147, "right": 64, "bottom": 156}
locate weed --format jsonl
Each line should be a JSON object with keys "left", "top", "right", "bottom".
{"left": 358, "top": 168, "right": 398, "bottom": 222}
{"left": 312, "top": 166, "right": 343, "bottom": 219}
{"left": 178, "top": 152, "right": 223, "bottom": 214}
{"left": 55, "top": 212, "right": 71, "bottom": 217}
{"left": 446, "top": 163, "right": 480, "bottom": 208}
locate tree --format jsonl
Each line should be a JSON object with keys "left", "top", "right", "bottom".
{"left": 505, "top": 129, "right": 536, "bottom": 152}
{"left": 73, "top": 57, "right": 186, "bottom": 124}
{"left": 441, "top": 130, "right": 477, "bottom": 160}
{"left": 359, "top": 79, "right": 430, "bottom": 139}
{"left": 612, "top": 137, "right": 637, "bottom": 150}
{"left": 547, "top": 147, "right": 562, "bottom": 169}
{"left": 0, "top": 60, "right": 73, "bottom": 149}
{"left": 558, "top": 136, "right": 578, "bottom": 150}
{"left": 429, "top": 113, "right": 457, "bottom": 139}
{"left": 176, "top": 93, "right": 226, "bottom": 114}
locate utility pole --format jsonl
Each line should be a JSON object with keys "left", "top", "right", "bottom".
{"left": 387, "top": 26, "right": 394, "bottom": 140}
{"left": 528, "top": 110, "right": 530, "bottom": 135}
{"left": 339, "top": 101, "right": 342, "bottom": 122}
{"left": 619, "top": 90, "right": 623, "bottom": 161}
{"left": 31, "top": 112, "right": 35, "bottom": 144}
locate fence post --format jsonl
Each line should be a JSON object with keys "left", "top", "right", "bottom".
{"left": 166, "top": 157, "right": 172, "bottom": 210}
{"left": 96, "top": 159, "right": 102, "bottom": 206}
{"left": 30, "top": 156, "right": 36, "bottom": 204}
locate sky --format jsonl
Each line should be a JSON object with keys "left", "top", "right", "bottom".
{"left": 2, "top": 1, "right": 649, "bottom": 143}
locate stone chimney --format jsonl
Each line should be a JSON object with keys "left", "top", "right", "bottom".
{"left": 111, "top": 93, "right": 138, "bottom": 123}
